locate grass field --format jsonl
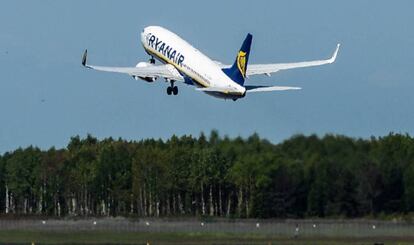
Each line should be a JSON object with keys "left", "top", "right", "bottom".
{"left": 1, "top": 230, "right": 414, "bottom": 245}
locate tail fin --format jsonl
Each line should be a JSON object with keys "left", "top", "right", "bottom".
{"left": 222, "top": 33, "right": 252, "bottom": 86}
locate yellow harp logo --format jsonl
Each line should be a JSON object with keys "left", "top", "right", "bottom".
{"left": 237, "top": 51, "right": 247, "bottom": 78}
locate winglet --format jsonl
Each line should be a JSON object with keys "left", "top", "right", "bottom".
{"left": 82, "top": 49, "right": 88, "bottom": 67}
{"left": 329, "top": 43, "right": 341, "bottom": 63}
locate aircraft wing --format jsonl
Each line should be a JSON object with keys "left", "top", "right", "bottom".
{"left": 245, "top": 85, "right": 301, "bottom": 93}
{"left": 81, "top": 50, "right": 183, "bottom": 81}
{"left": 246, "top": 44, "right": 340, "bottom": 76}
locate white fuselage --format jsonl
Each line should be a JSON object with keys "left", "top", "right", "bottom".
{"left": 140, "top": 26, "right": 246, "bottom": 99}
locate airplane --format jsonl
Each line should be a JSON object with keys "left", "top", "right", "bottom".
{"left": 82, "top": 26, "right": 340, "bottom": 101}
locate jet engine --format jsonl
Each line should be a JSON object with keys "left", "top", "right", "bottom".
{"left": 133, "top": 62, "right": 157, "bottom": 82}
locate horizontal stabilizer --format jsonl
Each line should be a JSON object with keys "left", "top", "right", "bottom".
{"left": 196, "top": 87, "right": 231, "bottom": 93}
{"left": 245, "top": 85, "right": 301, "bottom": 93}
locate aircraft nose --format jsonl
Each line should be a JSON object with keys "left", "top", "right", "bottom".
{"left": 140, "top": 31, "right": 146, "bottom": 44}
{"left": 142, "top": 26, "right": 152, "bottom": 34}
{"left": 141, "top": 27, "right": 150, "bottom": 40}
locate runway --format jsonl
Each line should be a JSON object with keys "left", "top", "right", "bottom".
{"left": 1, "top": 218, "right": 414, "bottom": 244}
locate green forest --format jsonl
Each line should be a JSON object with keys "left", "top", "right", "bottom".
{"left": 1, "top": 132, "right": 414, "bottom": 219}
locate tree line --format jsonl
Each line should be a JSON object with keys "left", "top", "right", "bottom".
{"left": 0, "top": 132, "right": 414, "bottom": 218}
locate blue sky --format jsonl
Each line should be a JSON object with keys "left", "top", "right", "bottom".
{"left": 0, "top": 1, "right": 413, "bottom": 152}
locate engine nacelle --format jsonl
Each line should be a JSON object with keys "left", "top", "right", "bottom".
{"left": 134, "top": 76, "right": 157, "bottom": 82}
{"left": 133, "top": 62, "right": 157, "bottom": 82}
